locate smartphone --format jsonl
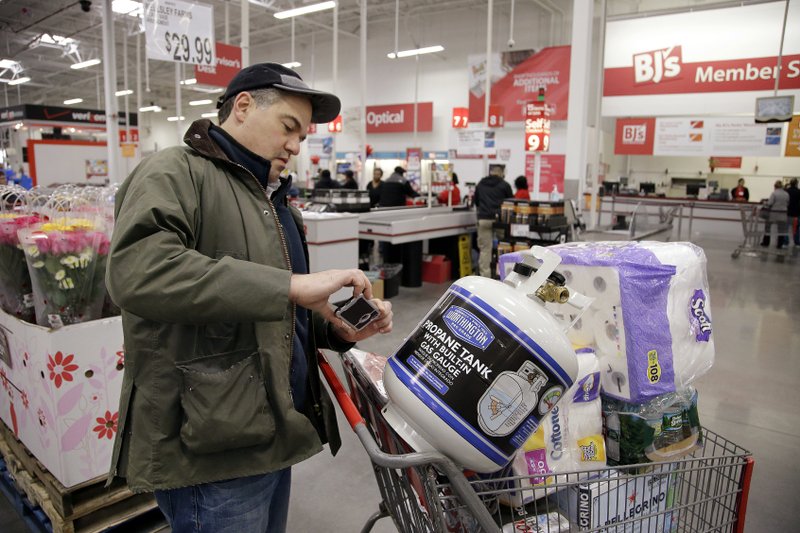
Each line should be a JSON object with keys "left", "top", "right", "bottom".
{"left": 335, "top": 294, "right": 381, "bottom": 331}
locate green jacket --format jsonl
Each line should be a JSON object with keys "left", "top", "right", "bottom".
{"left": 106, "top": 119, "right": 349, "bottom": 492}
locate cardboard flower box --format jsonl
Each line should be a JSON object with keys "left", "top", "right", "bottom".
{"left": 0, "top": 309, "right": 123, "bottom": 488}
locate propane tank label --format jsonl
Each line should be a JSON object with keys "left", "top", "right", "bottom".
{"left": 389, "top": 286, "right": 571, "bottom": 463}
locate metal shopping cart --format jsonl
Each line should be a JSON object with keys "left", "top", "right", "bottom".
{"left": 732, "top": 204, "right": 794, "bottom": 260}
{"left": 320, "top": 350, "right": 754, "bottom": 533}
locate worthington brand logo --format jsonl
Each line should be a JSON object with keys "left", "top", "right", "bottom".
{"left": 442, "top": 306, "right": 494, "bottom": 350}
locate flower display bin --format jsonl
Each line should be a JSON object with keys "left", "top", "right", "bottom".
{"left": 0, "top": 309, "right": 123, "bottom": 488}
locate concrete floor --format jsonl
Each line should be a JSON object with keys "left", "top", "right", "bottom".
{"left": 1, "top": 236, "right": 797, "bottom": 532}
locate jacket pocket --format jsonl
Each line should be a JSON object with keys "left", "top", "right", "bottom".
{"left": 177, "top": 350, "right": 275, "bottom": 455}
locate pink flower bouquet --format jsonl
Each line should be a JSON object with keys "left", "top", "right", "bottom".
{"left": 0, "top": 213, "right": 41, "bottom": 322}
{"left": 18, "top": 219, "right": 110, "bottom": 327}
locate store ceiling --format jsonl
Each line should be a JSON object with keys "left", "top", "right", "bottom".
{"left": 0, "top": 0, "right": 773, "bottom": 112}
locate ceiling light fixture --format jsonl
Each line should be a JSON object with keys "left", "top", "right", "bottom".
{"left": 189, "top": 99, "right": 213, "bottom": 106}
{"left": 201, "top": 111, "right": 219, "bottom": 118}
{"left": 112, "top": 0, "right": 143, "bottom": 17}
{"left": 115, "top": 89, "right": 133, "bottom": 96}
{"left": 167, "top": 116, "right": 185, "bottom": 122}
{"left": 0, "top": 59, "right": 18, "bottom": 69}
{"left": 70, "top": 58, "right": 101, "bottom": 69}
{"left": 190, "top": 86, "right": 224, "bottom": 94}
{"left": 180, "top": 78, "right": 197, "bottom": 85}
{"left": 274, "top": 1, "right": 336, "bottom": 19}
{"left": 7, "top": 77, "right": 30, "bottom": 86}
{"left": 281, "top": 61, "right": 302, "bottom": 69}
{"left": 139, "top": 105, "right": 162, "bottom": 112}
{"left": 387, "top": 45, "right": 444, "bottom": 59}
{"left": 63, "top": 98, "right": 84, "bottom": 105}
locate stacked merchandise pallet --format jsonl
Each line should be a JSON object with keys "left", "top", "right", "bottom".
{"left": 492, "top": 200, "right": 569, "bottom": 278}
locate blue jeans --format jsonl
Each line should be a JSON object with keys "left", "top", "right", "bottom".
{"left": 154, "top": 468, "right": 291, "bottom": 533}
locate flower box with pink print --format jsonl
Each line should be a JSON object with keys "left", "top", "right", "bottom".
{"left": 0, "top": 308, "right": 123, "bottom": 488}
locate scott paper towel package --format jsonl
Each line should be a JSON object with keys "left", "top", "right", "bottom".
{"left": 501, "top": 349, "right": 607, "bottom": 506}
{"left": 546, "top": 241, "right": 715, "bottom": 403}
{"left": 602, "top": 387, "right": 702, "bottom": 467}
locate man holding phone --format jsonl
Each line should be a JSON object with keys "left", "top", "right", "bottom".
{"left": 106, "top": 63, "right": 392, "bottom": 533}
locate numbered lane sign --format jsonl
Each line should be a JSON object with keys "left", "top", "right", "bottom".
{"left": 488, "top": 105, "right": 504, "bottom": 128}
{"left": 144, "top": 0, "right": 216, "bottom": 66}
{"left": 525, "top": 101, "right": 550, "bottom": 153}
{"left": 452, "top": 107, "right": 469, "bottom": 129}
{"left": 328, "top": 115, "right": 343, "bottom": 133}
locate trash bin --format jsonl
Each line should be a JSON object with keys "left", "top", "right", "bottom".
{"left": 371, "top": 264, "right": 402, "bottom": 299}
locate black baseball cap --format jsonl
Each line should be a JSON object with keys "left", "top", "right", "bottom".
{"left": 217, "top": 62, "right": 341, "bottom": 123}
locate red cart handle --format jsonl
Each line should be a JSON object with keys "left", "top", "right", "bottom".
{"left": 318, "top": 351, "right": 365, "bottom": 430}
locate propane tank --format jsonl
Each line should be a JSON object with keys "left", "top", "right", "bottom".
{"left": 382, "top": 246, "right": 589, "bottom": 473}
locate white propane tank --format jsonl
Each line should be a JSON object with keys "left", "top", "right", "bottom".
{"left": 382, "top": 247, "right": 586, "bottom": 473}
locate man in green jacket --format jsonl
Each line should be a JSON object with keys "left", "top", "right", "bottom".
{"left": 106, "top": 63, "right": 393, "bottom": 533}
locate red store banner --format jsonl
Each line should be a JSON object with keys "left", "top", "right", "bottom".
{"left": 614, "top": 118, "right": 656, "bottom": 155}
{"left": 452, "top": 107, "right": 469, "bottom": 128}
{"left": 328, "top": 115, "right": 343, "bottom": 133}
{"left": 709, "top": 156, "right": 742, "bottom": 169}
{"left": 488, "top": 105, "right": 505, "bottom": 128}
{"left": 194, "top": 42, "right": 243, "bottom": 88}
{"left": 469, "top": 46, "right": 571, "bottom": 123}
{"left": 366, "top": 102, "right": 433, "bottom": 133}
{"left": 524, "top": 153, "right": 565, "bottom": 194}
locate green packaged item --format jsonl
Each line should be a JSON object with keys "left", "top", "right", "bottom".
{"left": 602, "top": 388, "right": 702, "bottom": 467}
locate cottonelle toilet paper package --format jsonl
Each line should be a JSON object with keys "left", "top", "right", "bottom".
{"left": 547, "top": 242, "right": 715, "bottom": 403}
{"left": 500, "top": 349, "right": 607, "bottom": 507}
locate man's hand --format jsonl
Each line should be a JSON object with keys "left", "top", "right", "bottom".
{"left": 331, "top": 298, "right": 393, "bottom": 343}
{"left": 289, "top": 269, "right": 373, "bottom": 322}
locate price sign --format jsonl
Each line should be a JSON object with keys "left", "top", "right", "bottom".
{"left": 452, "top": 107, "right": 469, "bottom": 129}
{"left": 328, "top": 115, "right": 343, "bottom": 133}
{"left": 525, "top": 101, "right": 550, "bottom": 153}
{"left": 488, "top": 105, "right": 504, "bottom": 128}
{"left": 144, "top": 0, "right": 216, "bottom": 66}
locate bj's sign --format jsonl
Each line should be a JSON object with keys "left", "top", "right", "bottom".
{"left": 365, "top": 102, "right": 433, "bottom": 133}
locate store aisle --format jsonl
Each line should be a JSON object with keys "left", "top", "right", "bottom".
{"left": 0, "top": 238, "right": 796, "bottom": 532}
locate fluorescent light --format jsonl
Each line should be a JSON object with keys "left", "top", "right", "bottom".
{"left": 387, "top": 45, "right": 444, "bottom": 59}
{"left": 282, "top": 61, "right": 302, "bottom": 69}
{"left": 0, "top": 59, "right": 18, "bottom": 69}
{"left": 190, "top": 86, "right": 224, "bottom": 94}
{"left": 115, "top": 89, "right": 133, "bottom": 96}
{"left": 189, "top": 99, "right": 213, "bottom": 106}
{"left": 167, "top": 116, "right": 185, "bottom": 122}
{"left": 40, "top": 34, "right": 74, "bottom": 46}
{"left": 7, "top": 77, "right": 30, "bottom": 86}
{"left": 274, "top": 1, "right": 336, "bottom": 19}
{"left": 139, "top": 105, "right": 162, "bottom": 112}
{"left": 180, "top": 78, "right": 196, "bottom": 85}
{"left": 201, "top": 111, "right": 219, "bottom": 118}
{"left": 63, "top": 98, "right": 83, "bottom": 105}
{"left": 71, "top": 58, "right": 101, "bottom": 70}
{"left": 112, "top": 0, "right": 143, "bottom": 17}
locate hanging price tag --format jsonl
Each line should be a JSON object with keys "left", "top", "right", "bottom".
{"left": 328, "top": 115, "right": 343, "bottom": 133}
{"left": 525, "top": 101, "right": 550, "bottom": 153}
{"left": 452, "top": 107, "right": 469, "bottom": 129}
{"left": 488, "top": 105, "right": 504, "bottom": 128}
{"left": 144, "top": 0, "right": 216, "bottom": 66}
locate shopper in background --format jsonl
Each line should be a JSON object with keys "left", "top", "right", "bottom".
{"left": 514, "top": 175, "right": 530, "bottom": 199}
{"left": 732, "top": 178, "right": 750, "bottom": 202}
{"left": 366, "top": 167, "right": 383, "bottom": 207}
{"left": 761, "top": 179, "right": 790, "bottom": 248}
{"left": 378, "top": 165, "right": 419, "bottom": 207}
{"left": 314, "top": 168, "right": 339, "bottom": 189}
{"left": 341, "top": 169, "right": 359, "bottom": 189}
{"left": 474, "top": 166, "right": 513, "bottom": 277}
{"left": 786, "top": 178, "right": 800, "bottom": 246}
{"left": 106, "top": 63, "right": 393, "bottom": 533}
{"left": 437, "top": 172, "right": 461, "bottom": 206}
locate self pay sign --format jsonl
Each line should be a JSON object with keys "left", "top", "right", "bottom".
{"left": 144, "top": 0, "right": 216, "bottom": 66}
{"left": 525, "top": 101, "right": 550, "bottom": 152}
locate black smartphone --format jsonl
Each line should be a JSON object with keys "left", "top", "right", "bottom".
{"left": 335, "top": 294, "right": 381, "bottom": 331}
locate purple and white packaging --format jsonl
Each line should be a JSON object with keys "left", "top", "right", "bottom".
{"left": 499, "top": 242, "right": 714, "bottom": 403}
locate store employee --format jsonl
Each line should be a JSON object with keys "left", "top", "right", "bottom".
{"left": 105, "top": 63, "right": 393, "bottom": 533}
{"left": 732, "top": 178, "right": 750, "bottom": 202}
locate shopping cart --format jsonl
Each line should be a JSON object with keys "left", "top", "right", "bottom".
{"left": 320, "top": 350, "right": 754, "bottom": 533}
{"left": 732, "top": 204, "right": 793, "bottom": 260}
